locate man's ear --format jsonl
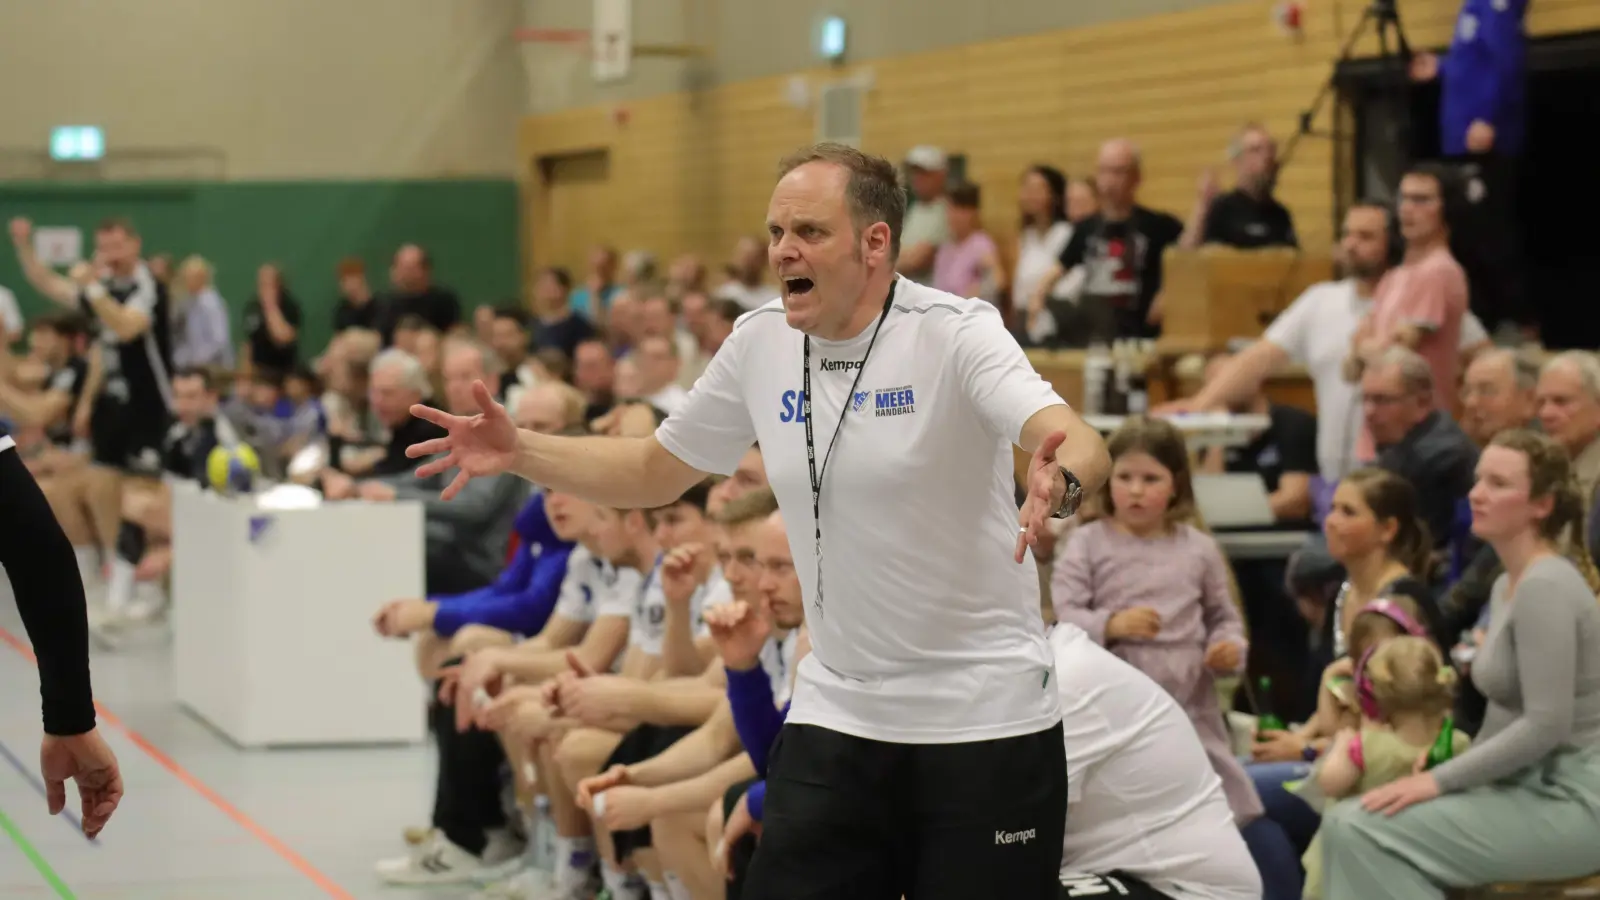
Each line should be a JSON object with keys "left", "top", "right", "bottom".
{"left": 863, "top": 222, "right": 893, "bottom": 264}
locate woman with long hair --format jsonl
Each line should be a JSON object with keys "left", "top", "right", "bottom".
{"left": 1010, "top": 164, "right": 1072, "bottom": 328}
{"left": 1319, "top": 429, "right": 1600, "bottom": 897}
{"left": 1246, "top": 468, "right": 1447, "bottom": 889}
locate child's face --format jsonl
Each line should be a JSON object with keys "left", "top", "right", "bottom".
{"left": 1109, "top": 451, "right": 1174, "bottom": 531}
{"left": 284, "top": 376, "right": 312, "bottom": 403}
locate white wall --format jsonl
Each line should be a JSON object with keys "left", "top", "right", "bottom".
{"left": 0, "top": 0, "right": 527, "bottom": 179}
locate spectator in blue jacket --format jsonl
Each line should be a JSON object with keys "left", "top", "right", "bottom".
{"left": 1412, "top": 0, "right": 1529, "bottom": 332}
{"left": 372, "top": 488, "right": 577, "bottom": 653}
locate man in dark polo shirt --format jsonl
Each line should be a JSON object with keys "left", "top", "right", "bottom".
{"left": 1182, "top": 123, "right": 1298, "bottom": 251}
{"left": 376, "top": 244, "right": 462, "bottom": 345}
{"left": 1363, "top": 346, "right": 1478, "bottom": 553}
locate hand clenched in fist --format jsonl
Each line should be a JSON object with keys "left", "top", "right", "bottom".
{"left": 704, "top": 600, "right": 771, "bottom": 672}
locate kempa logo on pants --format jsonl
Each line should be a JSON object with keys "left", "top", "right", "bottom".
{"left": 820, "top": 358, "right": 862, "bottom": 372}
{"left": 995, "top": 828, "right": 1036, "bottom": 845}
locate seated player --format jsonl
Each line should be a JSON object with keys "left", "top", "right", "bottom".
{"left": 375, "top": 487, "right": 628, "bottom": 886}
{"left": 462, "top": 480, "right": 725, "bottom": 900}
{"left": 570, "top": 489, "right": 794, "bottom": 900}
{"left": 371, "top": 430, "right": 590, "bottom": 678}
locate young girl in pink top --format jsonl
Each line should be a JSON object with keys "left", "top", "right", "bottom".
{"left": 1054, "top": 418, "right": 1304, "bottom": 897}
{"left": 1053, "top": 417, "right": 1257, "bottom": 821}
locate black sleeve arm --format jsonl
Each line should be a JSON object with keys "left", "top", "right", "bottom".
{"left": 0, "top": 447, "right": 96, "bottom": 736}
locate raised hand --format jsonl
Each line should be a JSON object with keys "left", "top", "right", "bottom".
{"left": 704, "top": 600, "right": 771, "bottom": 672}
{"left": 660, "top": 543, "right": 712, "bottom": 608}
{"left": 8, "top": 217, "right": 30, "bottom": 247}
{"left": 1017, "top": 430, "right": 1069, "bottom": 563}
{"left": 406, "top": 380, "right": 520, "bottom": 500}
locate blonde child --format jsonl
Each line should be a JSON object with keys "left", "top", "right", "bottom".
{"left": 1302, "top": 636, "right": 1470, "bottom": 898}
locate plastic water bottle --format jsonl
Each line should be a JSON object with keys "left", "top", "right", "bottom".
{"left": 530, "top": 795, "right": 556, "bottom": 875}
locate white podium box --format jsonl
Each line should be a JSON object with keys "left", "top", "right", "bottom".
{"left": 172, "top": 487, "right": 427, "bottom": 748}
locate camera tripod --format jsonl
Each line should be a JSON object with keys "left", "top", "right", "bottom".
{"left": 1279, "top": 0, "right": 1416, "bottom": 168}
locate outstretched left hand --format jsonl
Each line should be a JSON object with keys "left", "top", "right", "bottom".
{"left": 1016, "top": 430, "right": 1068, "bottom": 564}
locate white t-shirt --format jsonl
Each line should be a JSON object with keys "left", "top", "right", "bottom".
{"left": 552, "top": 546, "right": 614, "bottom": 623}
{"left": 655, "top": 276, "right": 1065, "bottom": 743}
{"left": 715, "top": 281, "right": 775, "bottom": 312}
{"left": 648, "top": 383, "right": 690, "bottom": 415}
{"left": 628, "top": 555, "right": 718, "bottom": 656}
{"left": 1012, "top": 222, "right": 1075, "bottom": 309}
{"left": 1262, "top": 278, "right": 1488, "bottom": 482}
{"left": 695, "top": 569, "right": 732, "bottom": 639}
{"left": 1051, "top": 624, "right": 1261, "bottom": 900}
{"left": 761, "top": 629, "right": 802, "bottom": 707}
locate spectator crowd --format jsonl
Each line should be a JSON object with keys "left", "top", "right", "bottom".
{"left": 0, "top": 121, "right": 1597, "bottom": 900}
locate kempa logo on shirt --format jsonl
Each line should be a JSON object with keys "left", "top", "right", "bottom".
{"left": 995, "top": 828, "right": 1036, "bottom": 845}
{"left": 820, "top": 358, "right": 862, "bottom": 373}
{"left": 873, "top": 385, "right": 916, "bottom": 417}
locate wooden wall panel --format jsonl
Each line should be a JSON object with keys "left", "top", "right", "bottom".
{"left": 518, "top": 0, "right": 1600, "bottom": 287}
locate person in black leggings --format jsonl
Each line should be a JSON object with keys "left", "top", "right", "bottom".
{"left": 0, "top": 423, "right": 123, "bottom": 838}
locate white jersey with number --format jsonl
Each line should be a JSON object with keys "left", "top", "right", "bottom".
{"left": 655, "top": 276, "right": 1067, "bottom": 744}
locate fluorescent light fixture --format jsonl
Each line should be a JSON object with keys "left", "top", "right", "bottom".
{"left": 50, "top": 126, "right": 105, "bottom": 161}
{"left": 818, "top": 15, "right": 847, "bottom": 61}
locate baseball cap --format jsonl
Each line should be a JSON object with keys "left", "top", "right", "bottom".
{"left": 904, "top": 145, "right": 947, "bottom": 172}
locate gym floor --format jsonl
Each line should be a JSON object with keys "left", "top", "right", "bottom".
{"left": 0, "top": 580, "right": 448, "bottom": 900}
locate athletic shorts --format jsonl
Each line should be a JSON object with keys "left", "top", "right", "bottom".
{"left": 1059, "top": 873, "right": 1176, "bottom": 899}
{"left": 743, "top": 721, "right": 1068, "bottom": 900}
{"left": 600, "top": 723, "right": 694, "bottom": 861}
{"left": 722, "top": 777, "right": 761, "bottom": 900}
{"left": 89, "top": 397, "right": 168, "bottom": 477}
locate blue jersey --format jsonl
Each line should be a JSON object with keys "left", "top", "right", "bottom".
{"left": 1440, "top": 0, "right": 1528, "bottom": 156}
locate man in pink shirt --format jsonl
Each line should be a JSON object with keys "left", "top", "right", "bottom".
{"left": 1346, "top": 164, "right": 1469, "bottom": 462}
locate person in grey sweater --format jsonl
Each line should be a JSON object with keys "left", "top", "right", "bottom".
{"left": 1319, "top": 428, "right": 1600, "bottom": 899}
{"left": 362, "top": 340, "right": 529, "bottom": 595}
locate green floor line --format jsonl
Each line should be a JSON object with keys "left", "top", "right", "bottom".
{"left": 0, "top": 801, "right": 75, "bottom": 899}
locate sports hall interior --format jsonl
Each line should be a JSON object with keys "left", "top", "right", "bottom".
{"left": 1, "top": 0, "right": 1599, "bottom": 897}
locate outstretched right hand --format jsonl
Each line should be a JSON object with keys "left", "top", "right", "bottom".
{"left": 406, "top": 380, "right": 519, "bottom": 499}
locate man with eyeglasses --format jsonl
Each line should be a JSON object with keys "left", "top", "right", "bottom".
{"left": 1346, "top": 164, "right": 1470, "bottom": 465}
{"left": 1361, "top": 346, "right": 1479, "bottom": 552}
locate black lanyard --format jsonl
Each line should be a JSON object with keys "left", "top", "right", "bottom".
{"left": 802, "top": 282, "right": 896, "bottom": 618}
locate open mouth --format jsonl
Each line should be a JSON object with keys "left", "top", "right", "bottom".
{"left": 783, "top": 277, "right": 815, "bottom": 296}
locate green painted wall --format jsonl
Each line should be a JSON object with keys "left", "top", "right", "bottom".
{"left": 0, "top": 179, "right": 520, "bottom": 356}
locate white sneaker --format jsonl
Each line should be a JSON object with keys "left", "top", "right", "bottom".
{"left": 374, "top": 830, "right": 524, "bottom": 886}
{"left": 120, "top": 584, "right": 168, "bottom": 625}
{"left": 472, "top": 867, "right": 550, "bottom": 899}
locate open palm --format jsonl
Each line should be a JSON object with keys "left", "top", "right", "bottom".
{"left": 405, "top": 380, "right": 518, "bottom": 499}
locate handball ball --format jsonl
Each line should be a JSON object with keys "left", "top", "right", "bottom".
{"left": 206, "top": 444, "right": 261, "bottom": 494}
